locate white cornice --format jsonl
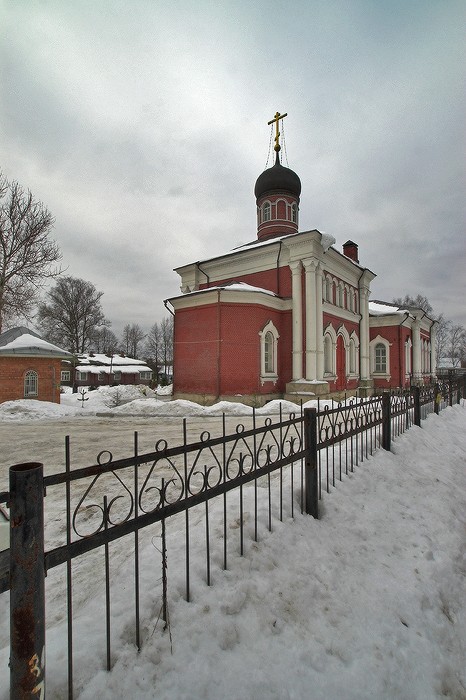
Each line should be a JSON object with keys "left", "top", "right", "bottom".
{"left": 169, "top": 288, "right": 291, "bottom": 312}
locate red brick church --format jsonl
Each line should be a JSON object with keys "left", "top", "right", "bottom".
{"left": 167, "top": 113, "right": 436, "bottom": 405}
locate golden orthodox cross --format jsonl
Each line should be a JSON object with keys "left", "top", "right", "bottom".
{"left": 268, "top": 111, "right": 287, "bottom": 152}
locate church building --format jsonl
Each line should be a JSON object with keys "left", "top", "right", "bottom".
{"left": 167, "top": 113, "right": 437, "bottom": 405}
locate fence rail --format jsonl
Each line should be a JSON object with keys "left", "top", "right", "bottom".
{"left": 2, "top": 376, "right": 464, "bottom": 698}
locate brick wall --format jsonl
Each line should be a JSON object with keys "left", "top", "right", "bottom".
{"left": 0, "top": 357, "right": 63, "bottom": 404}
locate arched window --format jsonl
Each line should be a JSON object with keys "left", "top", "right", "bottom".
{"left": 264, "top": 331, "right": 274, "bottom": 373}
{"left": 326, "top": 277, "right": 332, "bottom": 302}
{"left": 375, "top": 343, "right": 387, "bottom": 373}
{"left": 349, "top": 339, "right": 356, "bottom": 374}
{"left": 324, "top": 335, "right": 334, "bottom": 375}
{"left": 259, "top": 320, "right": 279, "bottom": 382}
{"left": 291, "top": 203, "right": 297, "bottom": 223}
{"left": 262, "top": 202, "right": 271, "bottom": 222}
{"left": 24, "top": 370, "right": 38, "bottom": 397}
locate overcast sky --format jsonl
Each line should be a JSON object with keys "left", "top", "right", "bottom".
{"left": 2, "top": 0, "right": 465, "bottom": 337}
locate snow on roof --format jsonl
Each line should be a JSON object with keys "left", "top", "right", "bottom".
{"left": 173, "top": 281, "right": 277, "bottom": 299}
{"left": 369, "top": 301, "right": 411, "bottom": 317}
{"left": 77, "top": 353, "right": 149, "bottom": 367}
{"left": 0, "top": 328, "right": 73, "bottom": 358}
{"left": 77, "top": 365, "right": 151, "bottom": 375}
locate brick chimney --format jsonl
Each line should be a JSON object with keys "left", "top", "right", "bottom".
{"left": 343, "top": 240, "right": 359, "bottom": 264}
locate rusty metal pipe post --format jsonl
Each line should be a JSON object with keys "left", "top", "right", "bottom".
{"left": 9, "top": 462, "right": 45, "bottom": 700}
{"left": 304, "top": 408, "right": 319, "bottom": 518}
{"left": 381, "top": 393, "right": 391, "bottom": 451}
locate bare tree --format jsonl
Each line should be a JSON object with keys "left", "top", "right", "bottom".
{"left": 90, "top": 327, "right": 119, "bottom": 354}
{"left": 0, "top": 172, "right": 62, "bottom": 332}
{"left": 446, "top": 324, "right": 466, "bottom": 367}
{"left": 38, "top": 276, "right": 109, "bottom": 353}
{"left": 392, "top": 294, "right": 434, "bottom": 316}
{"left": 121, "top": 323, "right": 146, "bottom": 358}
{"left": 160, "top": 316, "right": 174, "bottom": 377}
{"left": 145, "top": 321, "right": 162, "bottom": 379}
{"left": 434, "top": 314, "right": 451, "bottom": 363}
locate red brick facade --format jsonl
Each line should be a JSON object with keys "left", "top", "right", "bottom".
{"left": 0, "top": 357, "right": 63, "bottom": 404}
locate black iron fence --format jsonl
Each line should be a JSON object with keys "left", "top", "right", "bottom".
{"left": 1, "top": 377, "right": 464, "bottom": 698}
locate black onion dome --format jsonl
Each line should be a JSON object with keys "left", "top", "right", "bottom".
{"left": 254, "top": 153, "right": 301, "bottom": 200}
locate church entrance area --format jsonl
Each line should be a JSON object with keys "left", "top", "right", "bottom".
{"left": 336, "top": 335, "right": 346, "bottom": 391}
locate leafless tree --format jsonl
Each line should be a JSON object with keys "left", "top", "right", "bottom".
{"left": 90, "top": 327, "right": 119, "bottom": 354}
{"left": 446, "top": 324, "right": 466, "bottom": 367}
{"left": 0, "top": 172, "right": 62, "bottom": 332}
{"left": 121, "top": 323, "right": 146, "bottom": 358}
{"left": 145, "top": 321, "right": 162, "bottom": 378}
{"left": 38, "top": 276, "right": 110, "bottom": 353}
{"left": 392, "top": 294, "right": 434, "bottom": 315}
{"left": 160, "top": 315, "right": 174, "bottom": 376}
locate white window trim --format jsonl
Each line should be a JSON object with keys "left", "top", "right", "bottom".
{"left": 61, "top": 370, "right": 71, "bottom": 382}
{"left": 259, "top": 320, "right": 279, "bottom": 384}
{"left": 24, "top": 370, "right": 38, "bottom": 397}
{"left": 348, "top": 331, "right": 360, "bottom": 377}
{"left": 405, "top": 337, "right": 412, "bottom": 378}
{"left": 76, "top": 371, "right": 88, "bottom": 381}
{"left": 323, "top": 324, "right": 337, "bottom": 378}
{"left": 370, "top": 335, "right": 391, "bottom": 379}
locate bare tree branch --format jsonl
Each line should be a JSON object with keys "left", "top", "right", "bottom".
{"left": 0, "top": 172, "right": 62, "bottom": 332}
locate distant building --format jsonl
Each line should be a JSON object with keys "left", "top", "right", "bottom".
{"left": 67, "top": 353, "right": 153, "bottom": 389}
{"left": 166, "top": 113, "right": 437, "bottom": 405}
{"left": 0, "top": 327, "right": 74, "bottom": 404}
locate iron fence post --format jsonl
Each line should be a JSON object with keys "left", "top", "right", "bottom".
{"left": 434, "top": 383, "right": 440, "bottom": 415}
{"left": 9, "top": 462, "right": 45, "bottom": 700}
{"left": 381, "top": 394, "right": 391, "bottom": 451}
{"left": 448, "top": 376, "right": 453, "bottom": 407}
{"left": 304, "top": 408, "right": 319, "bottom": 518}
{"left": 413, "top": 386, "right": 421, "bottom": 426}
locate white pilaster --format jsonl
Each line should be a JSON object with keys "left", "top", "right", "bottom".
{"left": 430, "top": 322, "right": 438, "bottom": 376}
{"left": 315, "top": 263, "right": 324, "bottom": 380}
{"left": 303, "top": 258, "right": 317, "bottom": 380}
{"left": 290, "top": 260, "right": 303, "bottom": 380}
{"left": 359, "top": 286, "right": 370, "bottom": 380}
{"left": 412, "top": 318, "right": 422, "bottom": 381}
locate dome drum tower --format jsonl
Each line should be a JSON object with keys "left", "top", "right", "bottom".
{"left": 254, "top": 112, "right": 301, "bottom": 242}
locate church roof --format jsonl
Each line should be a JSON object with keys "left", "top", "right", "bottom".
{"left": 254, "top": 153, "right": 301, "bottom": 200}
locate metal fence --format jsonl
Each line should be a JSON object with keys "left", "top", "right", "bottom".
{"left": 1, "top": 377, "right": 464, "bottom": 698}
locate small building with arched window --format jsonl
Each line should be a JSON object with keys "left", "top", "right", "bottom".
{"left": 0, "top": 327, "right": 74, "bottom": 404}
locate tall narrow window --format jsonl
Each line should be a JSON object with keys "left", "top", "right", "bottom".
{"left": 24, "top": 370, "right": 38, "bottom": 397}
{"left": 262, "top": 202, "right": 271, "bottom": 222}
{"left": 264, "top": 331, "right": 274, "bottom": 373}
{"left": 324, "top": 335, "right": 333, "bottom": 374}
{"left": 259, "top": 321, "right": 279, "bottom": 382}
{"left": 375, "top": 343, "right": 387, "bottom": 373}
{"left": 291, "top": 203, "right": 297, "bottom": 223}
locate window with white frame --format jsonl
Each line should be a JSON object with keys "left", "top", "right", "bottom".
{"left": 405, "top": 338, "right": 412, "bottom": 376}
{"left": 374, "top": 343, "right": 386, "bottom": 373}
{"left": 349, "top": 338, "right": 357, "bottom": 374}
{"left": 24, "top": 370, "right": 38, "bottom": 397}
{"left": 259, "top": 321, "right": 279, "bottom": 381}
{"left": 338, "top": 283, "right": 344, "bottom": 307}
{"left": 262, "top": 202, "right": 271, "bottom": 222}
{"left": 323, "top": 326, "right": 337, "bottom": 376}
{"left": 61, "top": 370, "right": 71, "bottom": 382}
{"left": 113, "top": 371, "right": 121, "bottom": 381}
{"left": 140, "top": 371, "right": 152, "bottom": 380}
{"left": 370, "top": 337, "right": 390, "bottom": 377}
{"left": 76, "top": 371, "right": 88, "bottom": 381}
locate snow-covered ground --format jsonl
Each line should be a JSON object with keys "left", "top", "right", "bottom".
{"left": 0, "top": 390, "right": 465, "bottom": 699}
